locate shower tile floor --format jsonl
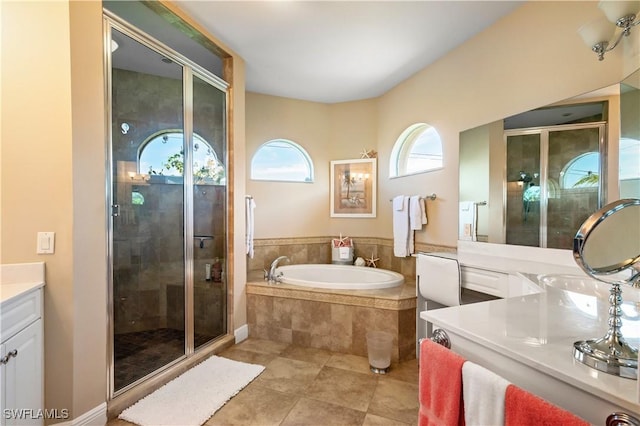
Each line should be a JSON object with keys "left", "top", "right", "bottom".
{"left": 114, "top": 328, "right": 215, "bottom": 391}
{"left": 108, "top": 337, "right": 419, "bottom": 425}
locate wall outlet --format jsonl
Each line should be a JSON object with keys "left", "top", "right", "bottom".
{"left": 37, "top": 232, "right": 55, "bottom": 254}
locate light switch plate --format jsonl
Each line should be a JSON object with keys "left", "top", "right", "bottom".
{"left": 37, "top": 232, "right": 55, "bottom": 254}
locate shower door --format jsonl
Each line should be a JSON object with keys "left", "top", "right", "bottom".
{"left": 505, "top": 123, "right": 605, "bottom": 249}
{"left": 107, "top": 17, "right": 228, "bottom": 396}
{"left": 191, "top": 74, "right": 228, "bottom": 350}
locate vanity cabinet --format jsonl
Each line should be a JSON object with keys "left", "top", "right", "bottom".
{"left": 460, "top": 265, "right": 508, "bottom": 297}
{"left": 1, "top": 287, "right": 44, "bottom": 426}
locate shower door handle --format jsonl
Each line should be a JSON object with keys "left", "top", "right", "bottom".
{"left": 111, "top": 204, "right": 120, "bottom": 217}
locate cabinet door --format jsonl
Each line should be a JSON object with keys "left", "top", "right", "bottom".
{"left": 461, "top": 266, "right": 508, "bottom": 298}
{"left": 2, "top": 319, "right": 43, "bottom": 426}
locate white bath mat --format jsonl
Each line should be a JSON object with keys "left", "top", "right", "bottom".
{"left": 118, "top": 355, "right": 265, "bottom": 426}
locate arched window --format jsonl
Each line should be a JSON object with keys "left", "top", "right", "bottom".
{"left": 139, "top": 131, "right": 225, "bottom": 184}
{"left": 389, "top": 123, "right": 443, "bottom": 178}
{"left": 251, "top": 139, "right": 314, "bottom": 182}
{"left": 560, "top": 152, "right": 599, "bottom": 188}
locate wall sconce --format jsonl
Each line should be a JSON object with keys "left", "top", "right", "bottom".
{"left": 517, "top": 171, "right": 539, "bottom": 182}
{"left": 128, "top": 172, "right": 150, "bottom": 182}
{"left": 341, "top": 172, "right": 369, "bottom": 184}
{"left": 579, "top": 1, "right": 640, "bottom": 61}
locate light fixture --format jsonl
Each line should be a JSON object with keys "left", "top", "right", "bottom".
{"left": 128, "top": 172, "right": 150, "bottom": 182}
{"left": 579, "top": 1, "right": 640, "bottom": 61}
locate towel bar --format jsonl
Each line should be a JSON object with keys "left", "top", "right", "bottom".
{"left": 431, "top": 329, "right": 451, "bottom": 349}
{"left": 389, "top": 193, "right": 436, "bottom": 202}
{"left": 607, "top": 412, "right": 640, "bottom": 426}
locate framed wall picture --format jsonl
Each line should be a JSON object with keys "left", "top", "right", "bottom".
{"left": 330, "top": 158, "right": 377, "bottom": 218}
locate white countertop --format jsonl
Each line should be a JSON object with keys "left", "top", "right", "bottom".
{"left": 1, "top": 262, "right": 45, "bottom": 307}
{"left": 436, "top": 241, "right": 585, "bottom": 276}
{"left": 422, "top": 278, "right": 640, "bottom": 414}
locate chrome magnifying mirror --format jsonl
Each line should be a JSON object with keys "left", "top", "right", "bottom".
{"left": 573, "top": 198, "right": 640, "bottom": 379}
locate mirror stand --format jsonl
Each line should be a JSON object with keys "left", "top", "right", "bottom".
{"left": 573, "top": 282, "right": 638, "bottom": 379}
{"left": 572, "top": 198, "right": 640, "bottom": 380}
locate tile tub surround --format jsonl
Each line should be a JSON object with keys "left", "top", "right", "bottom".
{"left": 248, "top": 236, "right": 455, "bottom": 277}
{"left": 246, "top": 275, "right": 417, "bottom": 362}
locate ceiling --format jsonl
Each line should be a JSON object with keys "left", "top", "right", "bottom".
{"left": 174, "top": 1, "right": 524, "bottom": 104}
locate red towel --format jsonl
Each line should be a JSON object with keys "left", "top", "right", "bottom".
{"left": 419, "top": 339, "right": 466, "bottom": 426}
{"left": 505, "top": 384, "right": 590, "bottom": 426}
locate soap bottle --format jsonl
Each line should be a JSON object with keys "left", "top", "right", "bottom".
{"left": 205, "top": 263, "right": 212, "bottom": 281}
{"left": 212, "top": 257, "right": 222, "bottom": 282}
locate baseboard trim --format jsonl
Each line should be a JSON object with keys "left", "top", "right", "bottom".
{"left": 55, "top": 402, "right": 107, "bottom": 426}
{"left": 234, "top": 324, "right": 248, "bottom": 343}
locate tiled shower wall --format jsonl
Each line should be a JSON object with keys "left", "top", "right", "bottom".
{"left": 112, "top": 67, "right": 227, "bottom": 337}
{"left": 247, "top": 236, "right": 455, "bottom": 277}
{"left": 113, "top": 182, "right": 226, "bottom": 335}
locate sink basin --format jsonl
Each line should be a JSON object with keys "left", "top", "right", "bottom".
{"left": 538, "top": 273, "right": 640, "bottom": 301}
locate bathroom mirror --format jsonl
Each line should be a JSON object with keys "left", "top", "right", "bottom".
{"left": 573, "top": 198, "right": 640, "bottom": 281}
{"left": 572, "top": 198, "right": 640, "bottom": 380}
{"left": 459, "top": 67, "right": 640, "bottom": 249}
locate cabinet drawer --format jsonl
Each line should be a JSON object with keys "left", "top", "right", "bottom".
{"left": 461, "top": 267, "right": 508, "bottom": 298}
{"left": 1, "top": 288, "right": 42, "bottom": 343}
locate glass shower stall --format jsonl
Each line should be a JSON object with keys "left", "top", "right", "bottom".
{"left": 505, "top": 123, "right": 606, "bottom": 249}
{"left": 105, "top": 14, "right": 229, "bottom": 396}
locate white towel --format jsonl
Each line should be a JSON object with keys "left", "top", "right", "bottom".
{"left": 462, "top": 361, "right": 510, "bottom": 426}
{"left": 420, "top": 197, "right": 428, "bottom": 225}
{"left": 458, "top": 201, "right": 477, "bottom": 241}
{"left": 392, "top": 195, "right": 410, "bottom": 257}
{"left": 408, "top": 196, "right": 423, "bottom": 255}
{"left": 245, "top": 197, "right": 256, "bottom": 258}
{"left": 393, "top": 195, "right": 405, "bottom": 211}
{"left": 409, "top": 196, "right": 424, "bottom": 230}
{"left": 416, "top": 253, "right": 461, "bottom": 306}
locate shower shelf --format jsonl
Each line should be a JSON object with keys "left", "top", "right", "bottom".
{"left": 194, "top": 235, "right": 214, "bottom": 248}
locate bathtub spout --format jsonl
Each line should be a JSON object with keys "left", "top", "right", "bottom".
{"left": 267, "top": 256, "right": 290, "bottom": 283}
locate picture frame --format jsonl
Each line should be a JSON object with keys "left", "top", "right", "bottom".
{"left": 330, "top": 158, "right": 377, "bottom": 218}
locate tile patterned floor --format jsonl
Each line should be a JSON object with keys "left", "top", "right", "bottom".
{"left": 114, "top": 328, "right": 216, "bottom": 391}
{"left": 108, "top": 337, "right": 419, "bottom": 425}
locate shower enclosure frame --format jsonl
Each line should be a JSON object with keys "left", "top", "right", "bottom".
{"left": 103, "top": 11, "right": 232, "bottom": 401}
{"left": 503, "top": 121, "right": 608, "bottom": 248}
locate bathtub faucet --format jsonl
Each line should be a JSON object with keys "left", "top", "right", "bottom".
{"left": 266, "top": 256, "right": 289, "bottom": 283}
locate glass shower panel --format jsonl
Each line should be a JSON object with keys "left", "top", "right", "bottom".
{"left": 506, "top": 134, "right": 541, "bottom": 247}
{"left": 546, "top": 127, "right": 600, "bottom": 248}
{"left": 192, "top": 74, "right": 227, "bottom": 349}
{"left": 111, "top": 28, "right": 185, "bottom": 392}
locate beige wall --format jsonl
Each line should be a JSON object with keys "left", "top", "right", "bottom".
{"left": 2, "top": 0, "right": 76, "bottom": 415}
{"left": 1, "top": 0, "right": 637, "bottom": 418}
{"left": 246, "top": 94, "right": 332, "bottom": 238}
{"left": 247, "top": 1, "right": 634, "bottom": 248}
{"left": 69, "top": 1, "right": 108, "bottom": 417}
{"left": 246, "top": 94, "right": 382, "bottom": 239}
{"left": 1, "top": 0, "right": 247, "bottom": 420}
{"left": 459, "top": 124, "right": 490, "bottom": 238}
